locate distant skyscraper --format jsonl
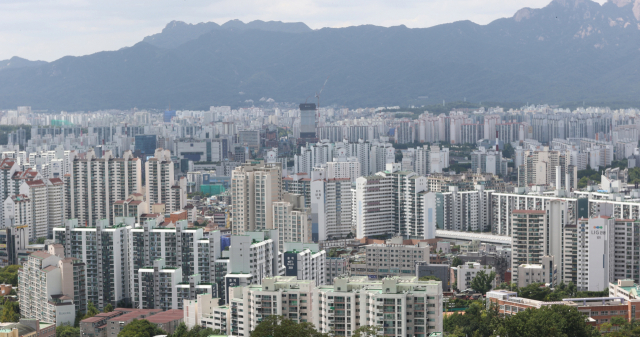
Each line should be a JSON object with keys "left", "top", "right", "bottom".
{"left": 299, "top": 103, "right": 317, "bottom": 140}
{"left": 134, "top": 135, "right": 157, "bottom": 159}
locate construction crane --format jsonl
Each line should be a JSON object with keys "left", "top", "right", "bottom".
{"left": 315, "top": 77, "right": 329, "bottom": 110}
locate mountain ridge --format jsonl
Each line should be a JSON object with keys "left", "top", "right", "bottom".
{"left": 1, "top": 0, "right": 640, "bottom": 110}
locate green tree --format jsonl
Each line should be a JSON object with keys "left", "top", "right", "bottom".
{"left": 502, "top": 143, "right": 515, "bottom": 159}
{"left": 419, "top": 275, "right": 440, "bottom": 282}
{"left": 0, "top": 301, "right": 19, "bottom": 322}
{"left": 469, "top": 270, "right": 496, "bottom": 294}
{"left": 169, "top": 322, "right": 218, "bottom": 337}
{"left": 451, "top": 256, "right": 463, "bottom": 267}
{"left": 352, "top": 325, "right": 382, "bottom": 337}
{"left": 82, "top": 301, "right": 99, "bottom": 320}
{"left": 36, "top": 237, "right": 46, "bottom": 244}
{"left": 118, "top": 319, "right": 166, "bottom": 337}
{"left": 103, "top": 303, "right": 113, "bottom": 313}
{"left": 503, "top": 305, "right": 600, "bottom": 337}
{"left": 517, "top": 283, "right": 552, "bottom": 301}
{"left": 578, "top": 176, "right": 589, "bottom": 188}
{"left": 0, "top": 265, "right": 20, "bottom": 285}
{"left": 56, "top": 324, "right": 80, "bottom": 337}
{"left": 250, "top": 315, "right": 328, "bottom": 337}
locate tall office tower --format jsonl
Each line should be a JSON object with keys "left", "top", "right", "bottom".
{"left": 312, "top": 276, "right": 443, "bottom": 337}
{"left": 69, "top": 149, "right": 141, "bottom": 226}
{"left": 4, "top": 178, "right": 64, "bottom": 239}
{"left": 354, "top": 174, "right": 394, "bottom": 239}
{"left": 575, "top": 217, "right": 640, "bottom": 291}
{"left": 311, "top": 177, "right": 353, "bottom": 241}
{"left": 283, "top": 243, "right": 326, "bottom": 286}
{"left": 272, "top": 193, "right": 312, "bottom": 252}
{"left": 145, "top": 148, "right": 186, "bottom": 215}
{"left": 18, "top": 251, "right": 86, "bottom": 326}
{"left": 231, "top": 161, "right": 282, "bottom": 235}
{"left": 385, "top": 170, "right": 428, "bottom": 237}
{"left": 299, "top": 103, "right": 317, "bottom": 142}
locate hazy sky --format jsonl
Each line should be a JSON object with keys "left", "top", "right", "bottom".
{"left": 0, "top": 0, "right": 608, "bottom": 62}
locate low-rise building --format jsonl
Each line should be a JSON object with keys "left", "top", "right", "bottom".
{"left": 456, "top": 262, "right": 495, "bottom": 293}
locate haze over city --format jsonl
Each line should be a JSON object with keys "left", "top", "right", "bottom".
{"left": 2, "top": 0, "right": 640, "bottom": 336}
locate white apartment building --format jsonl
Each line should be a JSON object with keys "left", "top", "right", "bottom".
{"left": 283, "top": 243, "right": 326, "bottom": 286}
{"left": 0, "top": 158, "right": 42, "bottom": 228}
{"left": 456, "top": 262, "right": 496, "bottom": 292}
{"left": 355, "top": 174, "right": 394, "bottom": 239}
{"left": 516, "top": 255, "right": 556, "bottom": 288}
{"left": 313, "top": 276, "right": 443, "bottom": 337}
{"left": 356, "top": 242, "right": 430, "bottom": 279}
{"left": 326, "top": 157, "right": 360, "bottom": 182}
{"left": 138, "top": 258, "right": 182, "bottom": 310}
{"left": 273, "top": 193, "right": 311, "bottom": 252}
{"left": 145, "top": 148, "right": 186, "bottom": 215}
{"left": 228, "top": 277, "right": 315, "bottom": 337}
{"left": 492, "top": 193, "right": 577, "bottom": 236}
{"left": 385, "top": 170, "right": 428, "bottom": 238}
{"left": 19, "top": 178, "right": 64, "bottom": 238}
{"left": 231, "top": 161, "right": 282, "bottom": 235}
{"left": 68, "top": 149, "right": 141, "bottom": 226}
{"left": 311, "top": 176, "right": 352, "bottom": 241}
{"left": 18, "top": 251, "right": 81, "bottom": 326}
{"left": 575, "top": 217, "right": 640, "bottom": 291}
{"left": 426, "top": 185, "right": 493, "bottom": 233}
{"left": 183, "top": 293, "right": 231, "bottom": 333}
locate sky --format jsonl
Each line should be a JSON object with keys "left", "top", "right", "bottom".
{"left": 0, "top": 0, "right": 608, "bottom": 62}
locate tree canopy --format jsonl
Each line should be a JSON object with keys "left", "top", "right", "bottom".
{"left": 0, "top": 265, "right": 20, "bottom": 286}
{"left": 469, "top": 270, "right": 496, "bottom": 294}
{"left": 56, "top": 325, "right": 80, "bottom": 337}
{"left": 118, "top": 319, "right": 166, "bottom": 337}
{"left": 451, "top": 256, "right": 463, "bottom": 267}
{"left": 168, "top": 322, "right": 220, "bottom": 337}
{"left": 250, "top": 315, "right": 328, "bottom": 337}
{"left": 419, "top": 275, "right": 441, "bottom": 282}
{"left": 444, "top": 302, "right": 600, "bottom": 337}
{"left": 103, "top": 304, "right": 113, "bottom": 313}
{"left": 0, "top": 301, "right": 19, "bottom": 322}
{"left": 83, "top": 301, "right": 99, "bottom": 320}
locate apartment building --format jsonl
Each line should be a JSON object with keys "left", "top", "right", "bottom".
{"left": 283, "top": 243, "right": 326, "bottom": 286}
{"left": 112, "top": 193, "right": 147, "bottom": 224}
{"left": 310, "top": 176, "right": 352, "bottom": 241}
{"left": 313, "top": 276, "right": 443, "bottom": 337}
{"left": 0, "top": 159, "right": 42, "bottom": 228}
{"left": 68, "top": 149, "right": 141, "bottom": 226}
{"left": 18, "top": 251, "right": 84, "bottom": 326}
{"left": 231, "top": 161, "right": 282, "bottom": 235}
{"left": 145, "top": 148, "right": 186, "bottom": 215}
{"left": 325, "top": 257, "right": 349, "bottom": 285}
{"left": 492, "top": 193, "right": 577, "bottom": 236}
{"left": 511, "top": 210, "right": 548, "bottom": 283}
{"left": 272, "top": 193, "right": 311, "bottom": 252}
{"left": 283, "top": 174, "right": 312, "bottom": 209}
{"left": 575, "top": 217, "right": 640, "bottom": 291}
{"left": 53, "top": 218, "right": 221, "bottom": 310}
{"left": 426, "top": 185, "right": 493, "bottom": 233}
{"left": 354, "top": 174, "right": 394, "bottom": 239}
{"left": 471, "top": 147, "right": 507, "bottom": 176}
{"left": 455, "top": 262, "right": 496, "bottom": 292}
{"left": 353, "top": 242, "right": 430, "bottom": 279}
{"left": 183, "top": 293, "right": 231, "bottom": 333}
{"left": 516, "top": 255, "right": 556, "bottom": 288}
{"left": 384, "top": 170, "right": 428, "bottom": 238}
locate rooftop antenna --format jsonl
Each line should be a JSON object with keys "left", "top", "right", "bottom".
{"left": 315, "top": 76, "right": 329, "bottom": 109}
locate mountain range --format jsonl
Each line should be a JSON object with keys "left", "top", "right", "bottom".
{"left": 1, "top": 0, "right": 640, "bottom": 111}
